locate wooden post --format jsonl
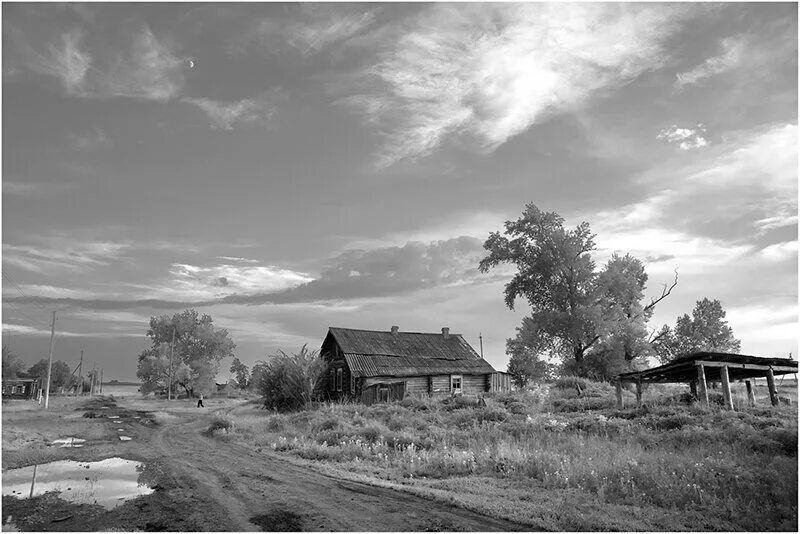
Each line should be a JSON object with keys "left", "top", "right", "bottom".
{"left": 696, "top": 364, "right": 709, "bottom": 406}
{"left": 720, "top": 365, "right": 733, "bottom": 410}
{"left": 615, "top": 380, "right": 623, "bottom": 409}
{"left": 745, "top": 380, "right": 755, "bottom": 407}
{"left": 29, "top": 464, "right": 37, "bottom": 498}
{"left": 766, "top": 368, "right": 779, "bottom": 406}
{"left": 690, "top": 380, "right": 697, "bottom": 398}
{"left": 44, "top": 311, "right": 57, "bottom": 410}
{"left": 635, "top": 380, "right": 643, "bottom": 407}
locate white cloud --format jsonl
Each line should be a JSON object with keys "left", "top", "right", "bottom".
{"left": 238, "top": 7, "right": 377, "bottom": 57}
{"left": 182, "top": 96, "right": 277, "bottom": 130}
{"left": 656, "top": 124, "right": 708, "bottom": 150}
{"left": 725, "top": 303, "right": 798, "bottom": 356}
{"left": 286, "top": 9, "right": 377, "bottom": 56}
{"left": 26, "top": 30, "right": 91, "bottom": 94}
{"left": 22, "top": 26, "right": 188, "bottom": 102}
{"left": 675, "top": 36, "right": 745, "bottom": 89}
{"left": 69, "top": 128, "right": 111, "bottom": 150}
{"left": 103, "top": 27, "right": 186, "bottom": 101}
{"left": 622, "top": 123, "right": 797, "bottom": 236}
{"left": 343, "top": 211, "right": 507, "bottom": 249}
{"left": 1, "top": 322, "right": 137, "bottom": 339}
{"left": 1, "top": 284, "right": 103, "bottom": 300}
{"left": 3, "top": 240, "right": 130, "bottom": 274}
{"left": 758, "top": 241, "right": 798, "bottom": 262}
{"left": 2, "top": 181, "right": 73, "bottom": 197}
{"left": 754, "top": 211, "right": 798, "bottom": 233}
{"left": 157, "top": 262, "right": 312, "bottom": 300}
{"left": 337, "top": 3, "right": 692, "bottom": 167}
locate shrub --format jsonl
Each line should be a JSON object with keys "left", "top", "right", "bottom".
{"left": 206, "top": 416, "right": 233, "bottom": 435}
{"left": 493, "top": 393, "right": 531, "bottom": 415}
{"left": 551, "top": 396, "right": 615, "bottom": 412}
{"left": 440, "top": 395, "right": 481, "bottom": 411}
{"left": 256, "top": 345, "right": 325, "bottom": 412}
{"left": 554, "top": 376, "right": 590, "bottom": 391}
{"left": 360, "top": 423, "right": 389, "bottom": 443}
{"left": 311, "top": 416, "right": 339, "bottom": 433}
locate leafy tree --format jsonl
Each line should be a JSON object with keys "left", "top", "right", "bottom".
{"left": 652, "top": 298, "right": 741, "bottom": 364}
{"left": 2, "top": 346, "right": 26, "bottom": 379}
{"left": 255, "top": 345, "right": 324, "bottom": 411}
{"left": 229, "top": 357, "right": 250, "bottom": 390}
{"left": 136, "top": 309, "right": 235, "bottom": 397}
{"left": 479, "top": 204, "right": 675, "bottom": 377}
{"left": 506, "top": 322, "right": 555, "bottom": 387}
{"left": 28, "top": 359, "right": 71, "bottom": 390}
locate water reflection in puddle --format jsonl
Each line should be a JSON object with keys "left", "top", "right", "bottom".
{"left": 2, "top": 458, "right": 153, "bottom": 509}
{"left": 108, "top": 416, "right": 120, "bottom": 419}
{"left": 51, "top": 437, "right": 86, "bottom": 448}
{"left": 119, "top": 436, "right": 132, "bottom": 441}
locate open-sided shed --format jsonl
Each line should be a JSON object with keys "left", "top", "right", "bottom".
{"left": 616, "top": 352, "right": 797, "bottom": 410}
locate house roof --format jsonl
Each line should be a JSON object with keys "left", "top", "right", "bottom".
{"left": 617, "top": 351, "right": 798, "bottom": 383}
{"left": 322, "top": 327, "right": 497, "bottom": 378}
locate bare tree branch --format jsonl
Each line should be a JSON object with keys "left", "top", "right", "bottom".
{"left": 644, "top": 269, "right": 678, "bottom": 313}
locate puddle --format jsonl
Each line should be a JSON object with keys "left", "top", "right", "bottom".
{"left": 2, "top": 458, "right": 154, "bottom": 510}
{"left": 119, "top": 436, "right": 132, "bottom": 441}
{"left": 51, "top": 437, "right": 86, "bottom": 448}
{"left": 133, "top": 417, "right": 140, "bottom": 419}
{"left": 108, "top": 416, "right": 120, "bottom": 419}
{"left": 117, "top": 429, "right": 124, "bottom": 432}
{"left": 3, "top": 516, "right": 19, "bottom": 532}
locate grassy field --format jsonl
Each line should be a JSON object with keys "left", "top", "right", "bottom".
{"left": 219, "top": 378, "right": 797, "bottom": 531}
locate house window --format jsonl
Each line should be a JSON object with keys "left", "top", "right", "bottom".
{"left": 336, "top": 368, "right": 343, "bottom": 392}
{"left": 378, "top": 386, "right": 389, "bottom": 403}
{"left": 450, "top": 375, "right": 462, "bottom": 394}
{"left": 330, "top": 369, "right": 335, "bottom": 391}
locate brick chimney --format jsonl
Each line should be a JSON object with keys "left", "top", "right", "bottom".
{"left": 442, "top": 327, "right": 450, "bottom": 339}
{"left": 391, "top": 325, "right": 399, "bottom": 336}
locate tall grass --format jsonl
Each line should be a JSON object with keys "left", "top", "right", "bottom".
{"left": 229, "top": 383, "right": 797, "bottom": 530}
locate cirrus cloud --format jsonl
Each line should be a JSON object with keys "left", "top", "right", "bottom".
{"left": 335, "top": 3, "right": 694, "bottom": 168}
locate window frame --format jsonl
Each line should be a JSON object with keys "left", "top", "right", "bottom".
{"left": 450, "top": 374, "right": 463, "bottom": 393}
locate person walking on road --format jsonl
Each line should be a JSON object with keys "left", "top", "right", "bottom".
{"left": 197, "top": 394, "right": 204, "bottom": 408}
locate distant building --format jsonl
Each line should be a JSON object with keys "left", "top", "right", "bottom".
{"left": 320, "top": 326, "right": 511, "bottom": 404}
{"left": 2, "top": 378, "right": 41, "bottom": 400}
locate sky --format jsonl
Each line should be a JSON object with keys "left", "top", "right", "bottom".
{"left": 2, "top": 2, "right": 797, "bottom": 382}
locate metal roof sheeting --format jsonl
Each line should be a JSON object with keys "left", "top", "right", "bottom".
{"left": 324, "top": 327, "right": 496, "bottom": 378}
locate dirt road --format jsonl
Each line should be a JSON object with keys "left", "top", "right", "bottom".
{"left": 144, "top": 405, "right": 523, "bottom": 531}
{"left": 3, "top": 397, "right": 525, "bottom": 531}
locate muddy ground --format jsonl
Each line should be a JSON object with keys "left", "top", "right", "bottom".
{"left": 2, "top": 396, "right": 525, "bottom": 531}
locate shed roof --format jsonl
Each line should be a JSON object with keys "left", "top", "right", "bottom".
{"left": 322, "top": 327, "right": 497, "bottom": 378}
{"left": 617, "top": 351, "right": 798, "bottom": 383}
{"left": 2, "top": 378, "right": 40, "bottom": 384}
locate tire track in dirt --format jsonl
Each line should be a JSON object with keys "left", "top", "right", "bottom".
{"left": 144, "top": 410, "right": 525, "bottom": 531}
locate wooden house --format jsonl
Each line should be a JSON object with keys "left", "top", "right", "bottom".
{"left": 320, "top": 326, "right": 510, "bottom": 403}
{"left": 2, "top": 378, "right": 41, "bottom": 400}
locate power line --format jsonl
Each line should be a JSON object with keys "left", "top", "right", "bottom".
{"left": 2, "top": 270, "right": 49, "bottom": 312}
{"left": 2, "top": 301, "right": 52, "bottom": 329}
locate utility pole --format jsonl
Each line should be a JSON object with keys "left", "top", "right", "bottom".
{"left": 78, "top": 350, "right": 84, "bottom": 396}
{"left": 479, "top": 333, "right": 484, "bottom": 359}
{"left": 168, "top": 327, "right": 176, "bottom": 401}
{"left": 44, "top": 311, "right": 57, "bottom": 410}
